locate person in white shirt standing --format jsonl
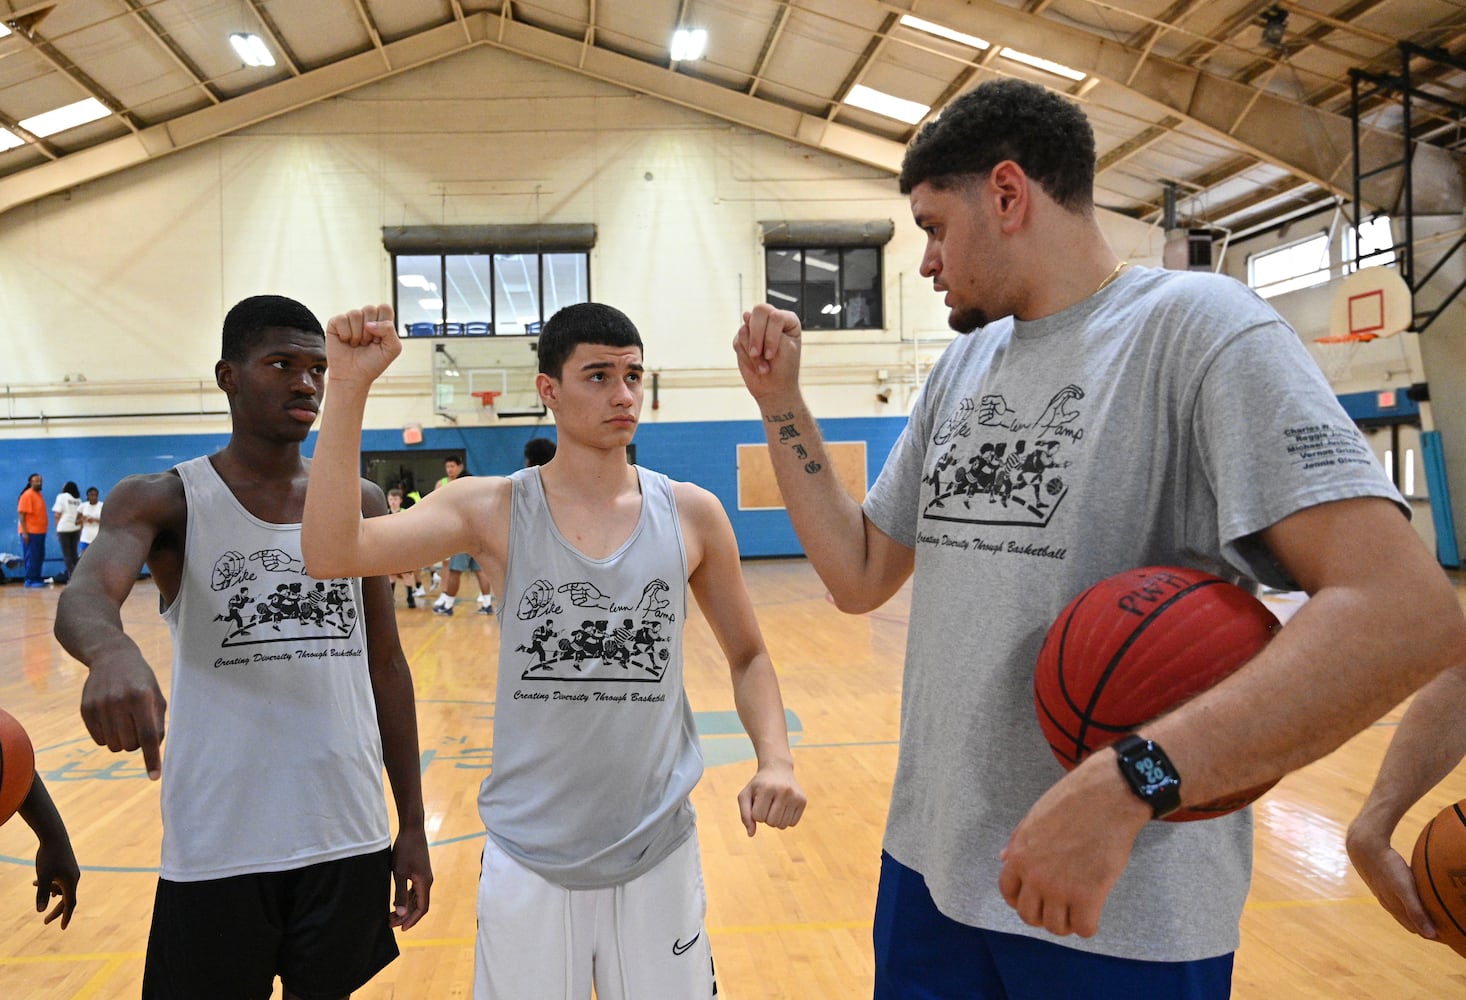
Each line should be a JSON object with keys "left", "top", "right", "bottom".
{"left": 77, "top": 486, "right": 103, "bottom": 555}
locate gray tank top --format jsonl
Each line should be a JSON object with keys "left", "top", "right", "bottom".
{"left": 480, "top": 465, "right": 701, "bottom": 889}
{"left": 159, "top": 456, "right": 389, "bottom": 881}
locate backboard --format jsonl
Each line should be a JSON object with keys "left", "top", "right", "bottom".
{"left": 1320, "top": 267, "right": 1412, "bottom": 344}
{"left": 427, "top": 334, "right": 544, "bottom": 422}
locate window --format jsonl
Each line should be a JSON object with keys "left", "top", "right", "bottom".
{"left": 1345, "top": 215, "right": 1396, "bottom": 273}
{"left": 383, "top": 225, "right": 594, "bottom": 336}
{"left": 1248, "top": 233, "right": 1330, "bottom": 299}
{"left": 761, "top": 221, "right": 891, "bottom": 331}
{"left": 766, "top": 246, "right": 884, "bottom": 330}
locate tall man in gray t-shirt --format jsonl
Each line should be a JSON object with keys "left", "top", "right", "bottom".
{"left": 734, "top": 78, "right": 1466, "bottom": 999}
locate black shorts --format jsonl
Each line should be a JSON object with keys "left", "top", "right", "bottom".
{"left": 142, "top": 848, "right": 398, "bottom": 1000}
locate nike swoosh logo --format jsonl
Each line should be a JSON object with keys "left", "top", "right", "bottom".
{"left": 672, "top": 933, "right": 700, "bottom": 956}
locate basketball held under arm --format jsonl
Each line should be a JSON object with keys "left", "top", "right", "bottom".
{"left": 1145, "top": 496, "right": 1465, "bottom": 809}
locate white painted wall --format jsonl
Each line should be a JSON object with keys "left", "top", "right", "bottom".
{"left": 0, "top": 45, "right": 1161, "bottom": 440}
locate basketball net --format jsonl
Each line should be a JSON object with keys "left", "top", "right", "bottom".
{"left": 472, "top": 390, "right": 501, "bottom": 424}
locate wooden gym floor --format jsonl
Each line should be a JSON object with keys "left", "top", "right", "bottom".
{"left": 1, "top": 557, "right": 1464, "bottom": 999}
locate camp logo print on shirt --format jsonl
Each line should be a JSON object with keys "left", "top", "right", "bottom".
{"left": 512, "top": 577, "right": 675, "bottom": 683}
{"left": 208, "top": 548, "right": 358, "bottom": 647}
{"left": 921, "top": 385, "right": 1083, "bottom": 530}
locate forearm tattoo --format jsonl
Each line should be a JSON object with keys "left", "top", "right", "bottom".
{"left": 764, "top": 411, "right": 823, "bottom": 475}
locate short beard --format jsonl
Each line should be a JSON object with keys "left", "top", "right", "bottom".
{"left": 948, "top": 306, "right": 986, "bottom": 334}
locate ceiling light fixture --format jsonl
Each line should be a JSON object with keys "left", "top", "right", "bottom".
{"left": 229, "top": 32, "right": 276, "bottom": 68}
{"left": 899, "top": 15, "right": 989, "bottom": 51}
{"left": 844, "top": 84, "right": 930, "bottom": 125}
{"left": 1260, "top": 7, "right": 1288, "bottom": 48}
{"left": 0, "top": 23, "right": 10, "bottom": 38}
{"left": 670, "top": 28, "right": 707, "bottom": 62}
{"left": 999, "top": 48, "right": 1086, "bottom": 82}
{"left": 0, "top": 128, "right": 21, "bottom": 151}
{"left": 18, "top": 98, "right": 110, "bottom": 138}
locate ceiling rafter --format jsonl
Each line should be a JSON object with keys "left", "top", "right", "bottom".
{"left": 1097, "top": 116, "right": 1184, "bottom": 174}
{"left": 117, "top": 0, "right": 223, "bottom": 107}
{"left": 351, "top": 0, "right": 391, "bottom": 70}
{"left": 1236, "top": 0, "right": 1390, "bottom": 87}
{"left": 581, "top": 0, "right": 596, "bottom": 55}
{"left": 911, "top": 0, "right": 1461, "bottom": 214}
{"left": 746, "top": 3, "right": 790, "bottom": 98}
{"left": 1121, "top": 0, "right": 1212, "bottom": 90}
{"left": 911, "top": 44, "right": 1001, "bottom": 141}
{"left": 8, "top": 21, "right": 140, "bottom": 132}
{"left": 1135, "top": 11, "right": 1466, "bottom": 228}
{"left": 447, "top": 0, "right": 471, "bottom": 43}
{"left": 0, "top": 110, "right": 58, "bottom": 159}
{"left": 0, "top": 0, "right": 1461, "bottom": 236}
{"left": 243, "top": 0, "right": 302, "bottom": 76}
{"left": 827, "top": 11, "right": 899, "bottom": 121}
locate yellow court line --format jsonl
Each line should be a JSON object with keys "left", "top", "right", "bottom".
{"left": 73, "top": 956, "right": 130, "bottom": 1000}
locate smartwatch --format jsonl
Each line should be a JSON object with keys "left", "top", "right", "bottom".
{"left": 1111, "top": 734, "right": 1182, "bottom": 819}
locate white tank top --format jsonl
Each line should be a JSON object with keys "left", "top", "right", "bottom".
{"left": 481, "top": 466, "right": 701, "bottom": 889}
{"left": 158, "top": 456, "right": 389, "bottom": 881}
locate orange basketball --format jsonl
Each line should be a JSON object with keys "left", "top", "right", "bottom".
{"left": 1034, "top": 565, "right": 1281, "bottom": 821}
{"left": 1411, "top": 800, "right": 1466, "bottom": 958}
{"left": 0, "top": 708, "right": 36, "bottom": 827}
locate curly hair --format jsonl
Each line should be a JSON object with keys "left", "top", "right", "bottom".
{"left": 898, "top": 78, "right": 1096, "bottom": 213}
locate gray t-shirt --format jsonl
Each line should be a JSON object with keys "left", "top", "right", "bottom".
{"left": 863, "top": 265, "right": 1402, "bottom": 961}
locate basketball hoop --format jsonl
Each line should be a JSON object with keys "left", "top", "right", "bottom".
{"left": 1322, "top": 267, "right": 1411, "bottom": 344}
{"left": 1314, "top": 332, "right": 1379, "bottom": 344}
{"left": 472, "top": 391, "right": 502, "bottom": 409}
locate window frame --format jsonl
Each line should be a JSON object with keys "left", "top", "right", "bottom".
{"left": 1247, "top": 231, "right": 1332, "bottom": 299}
{"left": 392, "top": 250, "right": 589, "bottom": 338}
{"left": 763, "top": 244, "right": 885, "bottom": 331}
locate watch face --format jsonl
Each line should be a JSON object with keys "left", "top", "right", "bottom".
{"left": 1115, "top": 737, "right": 1182, "bottom": 818}
{"left": 1133, "top": 754, "right": 1174, "bottom": 792}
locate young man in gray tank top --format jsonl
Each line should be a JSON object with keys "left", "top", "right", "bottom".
{"left": 56, "top": 295, "right": 432, "bottom": 1000}
{"left": 304, "top": 301, "right": 806, "bottom": 1000}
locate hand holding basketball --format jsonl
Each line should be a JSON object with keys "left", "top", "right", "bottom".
{"left": 0, "top": 708, "right": 37, "bottom": 827}
{"left": 1411, "top": 801, "right": 1466, "bottom": 958}
{"left": 1347, "top": 811, "right": 1435, "bottom": 941}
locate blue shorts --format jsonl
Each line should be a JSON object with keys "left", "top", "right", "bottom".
{"left": 448, "top": 552, "right": 480, "bottom": 573}
{"left": 873, "top": 852, "right": 1233, "bottom": 1000}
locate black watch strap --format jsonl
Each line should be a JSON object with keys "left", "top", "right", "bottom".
{"left": 1111, "top": 733, "right": 1182, "bottom": 819}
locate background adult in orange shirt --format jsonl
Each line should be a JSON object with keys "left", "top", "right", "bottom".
{"left": 16, "top": 473, "right": 48, "bottom": 588}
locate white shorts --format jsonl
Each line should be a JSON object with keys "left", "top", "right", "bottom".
{"left": 474, "top": 832, "right": 716, "bottom": 1000}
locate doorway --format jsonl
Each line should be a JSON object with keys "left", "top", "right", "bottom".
{"left": 363, "top": 449, "right": 460, "bottom": 504}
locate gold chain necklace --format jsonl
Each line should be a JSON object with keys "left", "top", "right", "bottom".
{"left": 1094, "top": 260, "right": 1130, "bottom": 294}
